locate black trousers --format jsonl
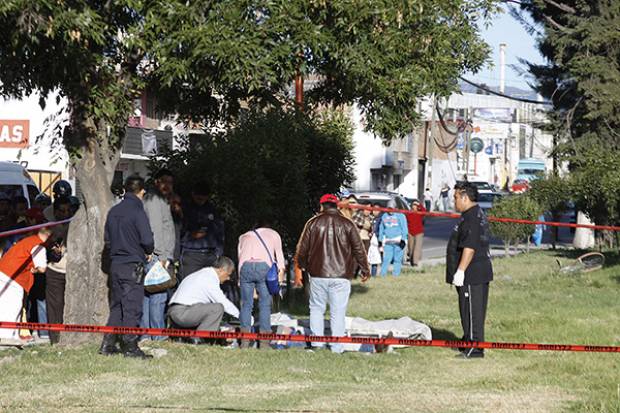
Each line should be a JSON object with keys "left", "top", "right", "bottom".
{"left": 106, "top": 262, "right": 144, "bottom": 329}
{"left": 180, "top": 250, "right": 217, "bottom": 281}
{"left": 456, "top": 283, "right": 489, "bottom": 351}
{"left": 45, "top": 268, "right": 66, "bottom": 344}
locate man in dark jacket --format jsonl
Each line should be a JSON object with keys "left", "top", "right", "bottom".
{"left": 180, "top": 183, "right": 225, "bottom": 280}
{"left": 446, "top": 181, "right": 493, "bottom": 359}
{"left": 99, "top": 175, "right": 154, "bottom": 359}
{"left": 296, "top": 194, "right": 371, "bottom": 353}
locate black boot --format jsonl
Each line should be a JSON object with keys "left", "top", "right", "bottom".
{"left": 98, "top": 334, "right": 121, "bottom": 356}
{"left": 121, "top": 335, "right": 153, "bottom": 359}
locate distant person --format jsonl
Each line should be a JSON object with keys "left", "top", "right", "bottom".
{"left": 43, "top": 180, "right": 72, "bottom": 222}
{"left": 34, "top": 193, "right": 52, "bottom": 210}
{"left": 406, "top": 199, "right": 426, "bottom": 267}
{"left": 423, "top": 188, "right": 432, "bottom": 211}
{"left": 352, "top": 204, "right": 374, "bottom": 253}
{"left": 237, "top": 222, "right": 285, "bottom": 348}
{"left": 0, "top": 225, "right": 51, "bottom": 345}
{"left": 532, "top": 214, "right": 546, "bottom": 247}
{"left": 446, "top": 182, "right": 493, "bottom": 359}
{"left": 11, "top": 196, "right": 28, "bottom": 227}
{"left": 378, "top": 200, "right": 408, "bottom": 277}
{"left": 338, "top": 194, "right": 357, "bottom": 221}
{"left": 168, "top": 256, "right": 239, "bottom": 344}
{"left": 180, "top": 183, "right": 225, "bottom": 280}
{"left": 440, "top": 184, "right": 450, "bottom": 212}
{"left": 44, "top": 197, "right": 74, "bottom": 344}
{"left": 296, "top": 194, "right": 370, "bottom": 353}
{"left": 140, "top": 169, "right": 176, "bottom": 341}
{"left": 100, "top": 175, "right": 154, "bottom": 359}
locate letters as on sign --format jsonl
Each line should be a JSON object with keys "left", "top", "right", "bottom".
{"left": 0, "top": 120, "right": 30, "bottom": 148}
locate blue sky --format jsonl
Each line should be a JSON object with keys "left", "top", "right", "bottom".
{"left": 469, "top": 7, "right": 545, "bottom": 91}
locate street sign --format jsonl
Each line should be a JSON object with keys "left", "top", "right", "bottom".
{"left": 470, "top": 137, "right": 484, "bottom": 153}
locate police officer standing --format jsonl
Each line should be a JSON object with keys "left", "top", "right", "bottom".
{"left": 446, "top": 181, "right": 493, "bottom": 359}
{"left": 99, "top": 175, "right": 154, "bottom": 359}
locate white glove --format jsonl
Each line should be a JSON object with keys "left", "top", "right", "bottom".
{"left": 452, "top": 269, "right": 465, "bottom": 287}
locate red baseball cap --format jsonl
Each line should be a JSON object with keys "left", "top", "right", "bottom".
{"left": 319, "top": 194, "right": 338, "bottom": 204}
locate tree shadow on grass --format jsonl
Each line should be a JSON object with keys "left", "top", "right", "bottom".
{"left": 351, "top": 283, "right": 369, "bottom": 295}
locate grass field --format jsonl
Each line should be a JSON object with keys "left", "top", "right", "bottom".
{"left": 0, "top": 250, "right": 619, "bottom": 412}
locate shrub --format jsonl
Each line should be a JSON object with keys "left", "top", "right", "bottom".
{"left": 149, "top": 108, "right": 355, "bottom": 257}
{"left": 489, "top": 195, "right": 543, "bottom": 255}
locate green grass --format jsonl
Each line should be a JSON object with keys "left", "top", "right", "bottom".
{"left": 0, "top": 250, "right": 619, "bottom": 412}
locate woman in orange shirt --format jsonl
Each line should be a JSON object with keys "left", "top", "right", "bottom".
{"left": 0, "top": 226, "right": 52, "bottom": 345}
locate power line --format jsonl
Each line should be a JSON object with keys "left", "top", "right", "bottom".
{"left": 459, "top": 77, "right": 551, "bottom": 105}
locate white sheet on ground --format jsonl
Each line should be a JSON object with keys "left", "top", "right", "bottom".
{"left": 269, "top": 312, "right": 432, "bottom": 352}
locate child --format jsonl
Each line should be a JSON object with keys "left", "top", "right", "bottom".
{"left": 367, "top": 233, "right": 382, "bottom": 277}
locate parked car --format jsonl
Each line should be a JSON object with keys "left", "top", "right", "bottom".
{"left": 511, "top": 179, "right": 529, "bottom": 193}
{"left": 478, "top": 192, "right": 504, "bottom": 213}
{"left": 456, "top": 180, "right": 494, "bottom": 194}
{"left": 350, "top": 191, "right": 411, "bottom": 211}
{"left": 0, "top": 161, "right": 40, "bottom": 206}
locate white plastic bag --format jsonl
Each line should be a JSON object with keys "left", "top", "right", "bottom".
{"left": 144, "top": 260, "right": 171, "bottom": 286}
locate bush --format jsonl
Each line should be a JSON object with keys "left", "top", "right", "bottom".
{"left": 489, "top": 195, "right": 543, "bottom": 254}
{"left": 149, "top": 108, "right": 355, "bottom": 257}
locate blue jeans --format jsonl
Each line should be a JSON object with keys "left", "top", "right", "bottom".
{"left": 381, "top": 243, "right": 404, "bottom": 276}
{"left": 37, "top": 299, "right": 48, "bottom": 338}
{"left": 309, "top": 277, "right": 351, "bottom": 353}
{"left": 140, "top": 291, "right": 168, "bottom": 340}
{"left": 239, "top": 262, "right": 272, "bottom": 333}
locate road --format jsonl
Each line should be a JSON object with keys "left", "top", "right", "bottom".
{"left": 420, "top": 213, "right": 576, "bottom": 260}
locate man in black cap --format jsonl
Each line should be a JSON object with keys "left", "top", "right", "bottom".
{"left": 99, "top": 175, "right": 154, "bottom": 359}
{"left": 446, "top": 181, "right": 493, "bottom": 359}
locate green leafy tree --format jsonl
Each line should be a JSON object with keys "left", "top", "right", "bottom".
{"left": 489, "top": 195, "right": 543, "bottom": 255}
{"left": 514, "top": 0, "right": 620, "bottom": 149}
{"left": 528, "top": 174, "right": 572, "bottom": 248}
{"left": 150, "top": 108, "right": 354, "bottom": 256}
{"left": 0, "top": 0, "right": 496, "bottom": 342}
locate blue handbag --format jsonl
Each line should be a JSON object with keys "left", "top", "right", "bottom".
{"left": 252, "top": 230, "right": 280, "bottom": 295}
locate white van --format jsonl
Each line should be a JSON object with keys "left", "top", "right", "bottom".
{"left": 0, "top": 161, "right": 40, "bottom": 207}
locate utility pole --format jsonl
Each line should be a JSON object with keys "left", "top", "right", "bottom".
{"left": 427, "top": 95, "right": 437, "bottom": 188}
{"left": 463, "top": 107, "right": 472, "bottom": 178}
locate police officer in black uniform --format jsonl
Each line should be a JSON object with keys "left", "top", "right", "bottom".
{"left": 446, "top": 181, "right": 493, "bottom": 359}
{"left": 99, "top": 175, "right": 154, "bottom": 359}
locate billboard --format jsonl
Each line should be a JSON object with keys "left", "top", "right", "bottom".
{"left": 472, "top": 108, "right": 514, "bottom": 123}
{"left": 0, "top": 120, "right": 30, "bottom": 148}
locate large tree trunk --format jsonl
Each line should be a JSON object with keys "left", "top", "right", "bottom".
{"left": 61, "top": 125, "right": 119, "bottom": 345}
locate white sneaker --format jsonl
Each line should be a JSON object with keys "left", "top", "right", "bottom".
{"left": 0, "top": 337, "right": 26, "bottom": 347}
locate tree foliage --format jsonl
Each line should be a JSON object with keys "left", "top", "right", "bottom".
{"left": 514, "top": 0, "right": 620, "bottom": 149}
{"left": 489, "top": 195, "right": 543, "bottom": 253}
{"left": 0, "top": 0, "right": 497, "bottom": 340}
{"left": 149, "top": 108, "right": 355, "bottom": 255}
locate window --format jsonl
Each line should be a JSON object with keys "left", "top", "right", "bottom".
{"left": 27, "top": 185, "right": 39, "bottom": 206}
{"left": 0, "top": 185, "right": 23, "bottom": 200}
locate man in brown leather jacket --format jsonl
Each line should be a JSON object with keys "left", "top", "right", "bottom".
{"left": 296, "top": 194, "right": 371, "bottom": 353}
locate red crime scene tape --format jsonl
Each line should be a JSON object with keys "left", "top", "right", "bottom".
{"left": 1, "top": 321, "right": 618, "bottom": 353}
{"left": 342, "top": 203, "right": 620, "bottom": 232}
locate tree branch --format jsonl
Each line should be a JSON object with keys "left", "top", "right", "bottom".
{"left": 544, "top": 15, "right": 569, "bottom": 31}
{"left": 542, "top": 0, "right": 576, "bottom": 14}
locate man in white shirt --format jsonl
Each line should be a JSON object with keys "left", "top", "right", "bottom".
{"left": 168, "top": 256, "right": 238, "bottom": 342}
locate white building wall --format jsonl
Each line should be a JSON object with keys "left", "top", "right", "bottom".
{"left": 350, "top": 105, "right": 387, "bottom": 191}
{"left": 0, "top": 92, "right": 70, "bottom": 175}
